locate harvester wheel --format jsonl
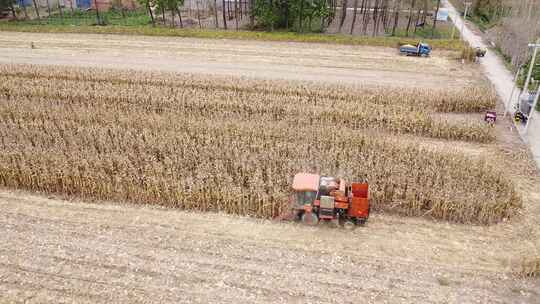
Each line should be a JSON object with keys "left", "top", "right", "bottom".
{"left": 301, "top": 212, "right": 319, "bottom": 226}
{"left": 343, "top": 220, "right": 355, "bottom": 230}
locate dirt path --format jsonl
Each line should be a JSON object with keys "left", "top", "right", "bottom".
{"left": 0, "top": 31, "right": 481, "bottom": 88}
{"left": 442, "top": 0, "right": 540, "bottom": 168}
{"left": 0, "top": 189, "right": 538, "bottom": 304}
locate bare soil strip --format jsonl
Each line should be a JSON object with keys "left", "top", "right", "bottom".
{"left": 0, "top": 31, "right": 483, "bottom": 88}
{"left": 0, "top": 189, "right": 539, "bottom": 304}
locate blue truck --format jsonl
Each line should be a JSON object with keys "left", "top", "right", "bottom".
{"left": 399, "top": 42, "right": 432, "bottom": 57}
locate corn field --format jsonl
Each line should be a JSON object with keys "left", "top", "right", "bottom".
{"left": 0, "top": 64, "right": 519, "bottom": 224}
{"left": 1, "top": 65, "right": 497, "bottom": 142}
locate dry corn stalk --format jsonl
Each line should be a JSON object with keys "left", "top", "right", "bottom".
{"left": 0, "top": 64, "right": 519, "bottom": 224}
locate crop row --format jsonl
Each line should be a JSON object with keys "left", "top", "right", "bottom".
{"left": 0, "top": 65, "right": 519, "bottom": 224}
{"left": 0, "top": 64, "right": 496, "bottom": 113}
{"left": 0, "top": 70, "right": 494, "bottom": 143}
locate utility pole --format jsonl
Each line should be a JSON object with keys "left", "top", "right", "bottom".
{"left": 504, "top": 66, "right": 523, "bottom": 118}
{"left": 450, "top": 11, "right": 456, "bottom": 39}
{"left": 523, "top": 41, "right": 540, "bottom": 135}
{"left": 525, "top": 88, "right": 540, "bottom": 134}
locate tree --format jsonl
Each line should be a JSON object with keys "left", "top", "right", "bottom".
{"left": 391, "top": 0, "right": 401, "bottom": 36}
{"left": 213, "top": 0, "right": 219, "bottom": 27}
{"left": 159, "top": 0, "right": 166, "bottom": 26}
{"left": 93, "top": 0, "right": 102, "bottom": 25}
{"left": 155, "top": 0, "right": 184, "bottom": 27}
{"left": 45, "top": 0, "right": 51, "bottom": 16}
{"left": 431, "top": 0, "right": 441, "bottom": 38}
{"left": 350, "top": 0, "right": 358, "bottom": 34}
{"left": 372, "top": 0, "right": 379, "bottom": 36}
{"left": 249, "top": 0, "right": 255, "bottom": 28}
{"left": 234, "top": 0, "right": 238, "bottom": 30}
{"left": 518, "top": 54, "right": 540, "bottom": 90}
{"left": 250, "top": 0, "right": 328, "bottom": 32}
{"left": 222, "top": 0, "right": 227, "bottom": 29}
{"left": 381, "top": 0, "right": 389, "bottom": 30}
{"left": 138, "top": 0, "right": 156, "bottom": 26}
{"left": 338, "top": 0, "right": 348, "bottom": 32}
{"left": 314, "top": 0, "right": 330, "bottom": 31}
{"left": 195, "top": 0, "right": 201, "bottom": 28}
{"left": 253, "top": 0, "right": 279, "bottom": 30}
{"left": 332, "top": 0, "right": 337, "bottom": 22}
{"left": 112, "top": 0, "right": 125, "bottom": 18}
{"left": 361, "top": 0, "right": 371, "bottom": 34}
{"left": 406, "top": 0, "right": 416, "bottom": 36}
{"left": 58, "top": 0, "right": 64, "bottom": 21}
{"left": 32, "top": 0, "right": 40, "bottom": 20}
{"left": 0, "top": 0, "right": 17, "bottom": 19}
{"left": 421, "top": 0, "right": 427, "bottom": 23}
{"left": 413, "top": 4, "right": 421, "bottom": 33}
{"left": 176, "top": 4, "right": 183, "bottom": 27}
{"left": 69, "top": 0, "right": 74, "bottom": 16}
{"left": 305, "top": 0, "right": 317, "bottom": 31}
{"left": 299, "top": 0, "right": 304, "bottom": 32}
{"left": 21, "top": 0, "right": 29, "bottom": 19}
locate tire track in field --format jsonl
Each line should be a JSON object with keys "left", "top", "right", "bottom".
{"left": 1, "top": 190, "right": 538, "bottom": 303}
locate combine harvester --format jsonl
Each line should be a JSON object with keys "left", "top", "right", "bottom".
{"left": 282, "top": 173, "right": 370, "bottom": 229}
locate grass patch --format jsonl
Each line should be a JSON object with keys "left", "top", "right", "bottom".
{"left": 14, "top": 9, "right": 151, "bottom": 26}
{"left": 0, "top": 22, "right": 467, "bottom": 50}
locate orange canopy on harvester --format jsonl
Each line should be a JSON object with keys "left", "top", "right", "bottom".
{"left": 292, "top": 173, "right": 320, "bottom": 191}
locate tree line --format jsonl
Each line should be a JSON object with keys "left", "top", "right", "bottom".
{"left": 455, "top": 0, "right": 539, "bottom": 66}
{"left": 2, "top": 0, "right": 445, "bottom": 38}
{"left": 252, "top": 0, "right": 442, "bottom": 36}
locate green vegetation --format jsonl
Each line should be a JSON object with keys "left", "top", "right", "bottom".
{"left": 450, "top": 0, "right": 510, "bottom": 32}
{"left": 470, "top": 0, "right": 511, "bottom": 29}
{"left": 0, "top": 0, "right": 15, "bottom": 14}
{"left": 517, "top": 55, "right": 540, "bottom": 90}
{"left": 0, "top": 23, "right": 467, "bottom": 50}
{"left": 253, "top": 0, "right": 330, "bottom": 32}
{"left": 13, "top": 8, "right": 151, "bottom": 26}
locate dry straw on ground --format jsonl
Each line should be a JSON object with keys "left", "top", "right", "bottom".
{"left": 519, "top": 257, "right": 540, "bottom": 277}
{"left": 0, "top": 64, "right": 519, "bottom": 224}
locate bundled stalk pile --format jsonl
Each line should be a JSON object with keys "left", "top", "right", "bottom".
{"left": 0, "top": 64, "right": 519, "bottom": 224}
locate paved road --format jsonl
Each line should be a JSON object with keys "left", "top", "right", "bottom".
{"left": 443, "top": 0, "right": 540, "bottom": 167}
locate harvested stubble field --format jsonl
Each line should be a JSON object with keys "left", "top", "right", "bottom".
{"left": 0, "top": 64, "right": 520, "bottom": 225}
{"left": 0, "top": 31, "right": 482, "bottom": 88}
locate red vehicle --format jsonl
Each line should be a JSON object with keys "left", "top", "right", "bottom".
{"left": 484, "top": 111, "right": 497, "bottom": 124}
{"left": 288, "top": 173, "right": 370, "bottom": 228}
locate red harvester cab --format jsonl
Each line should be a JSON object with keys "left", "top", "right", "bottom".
{"left": 290, "top": 173, "right": 370, "bottom": 228}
